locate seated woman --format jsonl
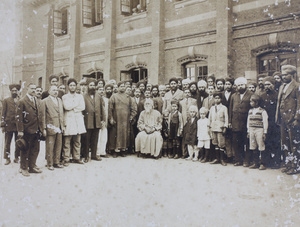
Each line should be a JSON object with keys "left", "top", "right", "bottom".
{"left": 135, "top": 99, "right": 163, "bottom": 159}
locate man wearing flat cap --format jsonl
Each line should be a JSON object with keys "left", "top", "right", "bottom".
{"left": 164, "top": 77, "right": 184, "bottom": 113}
{"left": 275, "top": 65, "right": 300, "bottom": 175}
{"left": 261, "top": 76, "right": 281, "bottom": 169}
{"left": 229, "top": 77, "right": 253, "bottom": 166}
{"left": 1, "top": 84, "right": 21, "bottom": 165}
{"left": 42, "top": 75, "right": 64, "bottom": 100}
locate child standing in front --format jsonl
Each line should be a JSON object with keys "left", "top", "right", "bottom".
{"left": 197, "top": 107, "right": 211, "bottom": 162}
{"left": 161, "top": 111, "right": 169, "bottom": 158}
{"left": 247, "top": 94, "right": 268, "bottom": 170}
{"left": 168, "top": 100, "right": 183, "bottom": 159}
{"left": 183, "top": 105, "right": 199, "bottom": 161}
{"left": 208, "top": 92, "right": 228, "bottom": 166}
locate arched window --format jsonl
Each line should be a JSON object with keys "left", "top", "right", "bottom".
{"left": 254, "top": 43, "right": 298, "bottom": 77}
{"left": 121, "top": 67, "right": 147, "bottom": 83}
{"left": 183, "top": 61, "right": 208, "bottom": 81}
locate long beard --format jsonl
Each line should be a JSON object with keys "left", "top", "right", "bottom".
{"left": 12, "top": 93, "right": 18, "bottom": 98}
{"left": 145, "top": 107, "right": 152, "bottom": 113}
{"left": 88, "top": 89, "right": 95, "bottom": 95}
{"left": 198, "top": 90, "right": 206, "bottom": 96}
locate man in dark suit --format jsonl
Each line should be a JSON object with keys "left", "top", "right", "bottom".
{"left": 41, "top": 86, "right": 64, "bottom": 170}
{"left": 222, "top": 77, "right": 235, "bottom": 162}
{"left": 1, "top": 84, "right": 21, "bottom": 165}
{"left": 82, "top": 79, "right": 105, "bottom": 162}
{"left": 16, "top": 83, "right": 43, "bottom": 176}
{"left": 275, "top": 65, "right": 300, "bottom": 175}
{"left": 229, "top": 77, "right": 253, "bottom": 166}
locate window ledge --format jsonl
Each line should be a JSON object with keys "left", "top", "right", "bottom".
{"left": 55, "top": 34, "right": 70, "bottom": 41}
{"left": 123, "top": 12, "right": 147, "bottom": 23}
{"left": 174, "top": 0, "right": 207, "bottom": 10}
{"left": 85, "top": 24, "right": 104, "bottom": 34}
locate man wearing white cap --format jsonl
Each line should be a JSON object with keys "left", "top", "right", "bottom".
{"left": 275, "top": 65, "right": 300, "bottom": 175}
{"left": 229, "top": 77, "right": 253, "bottom": 166}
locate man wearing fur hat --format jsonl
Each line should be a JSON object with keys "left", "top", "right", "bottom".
{"left": 275, "top": 65, "right": 300, "bottom": 175}
{"left": 229, "top": 77, "right": 253, "bottom": 166}
{"left": 261, "top": 76, "right": 281, "bottom": 169}
{"left": 1, "top": 84, "right": 21, "bottom": 165}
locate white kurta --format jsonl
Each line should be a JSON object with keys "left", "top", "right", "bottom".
{"left": 97, "top": 96, "right": 109, "bottom": 156}
{"left": 62, "top": 93, "right": 86, "bottom": 136}
{"left": 135, "top": 109, "right": 163, "bottom": 157}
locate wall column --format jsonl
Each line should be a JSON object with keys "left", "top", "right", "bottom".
{"left": 216, "top": 0, "right": 233, "bottom": 78}
{"left": 104, "top": 0, "right": 117, "bottom": 81}
{"left": 69, "top": 0, "right": 81, "bottom": 81}
{"left": 149, "top": 0, "right": 165, "bottom": 85}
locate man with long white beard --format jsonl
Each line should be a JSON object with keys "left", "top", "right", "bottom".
{"left": 135, "top": 99, "right": 163, "bottom": 159}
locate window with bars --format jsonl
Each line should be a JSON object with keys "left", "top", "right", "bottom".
{"left": 53, "top": 8, "right": 69, "bottom": 36}
{"left": 82, "top": 0, "right": 103, "bottom": 27}
{"left": 121, "top": 68, "right": 147, "bottom": 83}
{"left": 120, "top": 0, "right": 147, "bottom": 16}
{"left": 258, "top": 52, "right": 297, "bottom": 77}
{"left": 184, "top": 61, "right": 208, "bottom": 81}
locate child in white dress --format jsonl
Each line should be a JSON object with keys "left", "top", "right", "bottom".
{"left": 197, "top": 107, "right": 211, "bottom": 162}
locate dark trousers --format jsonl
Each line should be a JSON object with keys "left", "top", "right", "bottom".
{"left": 280, "top": 122, "right": 300, "bottom": 169}
{"left": 232, "top": 131, "right": 249, "bottom": 164}
{"left": 266, "top": 124, "right": 281, "bottom": 166}
{"left": 83, "top": 128, "right": 100, "bottom": 160}
{"left": 20, "top": 132, "right": 40, "bottom": 170}
{"left": 4, "top": 131, "right": 20, "bottom": 159}
{"left": 225, "top": 128, "right": 233, "bottom": 158}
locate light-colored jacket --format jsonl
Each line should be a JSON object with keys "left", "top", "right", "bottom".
{"left": 40, "top": 96, "right": 64, "bottom": 135}
{"left": 208, "top": 104, "right": 228, "bottom": 132}
{"left": 62, "top": 93, "right": 86, "bottom": 136}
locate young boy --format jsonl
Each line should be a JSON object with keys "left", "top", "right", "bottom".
{"left": 247, "top": 94, "right": 268, "bottom": 170}
{"left": 197, "top": 107, "right": 211, "bottom": 162}
{"left": 183, "top": 105, "right": 199, "bottom": 161}
{"left": 168, "top": 100, "right": 183, "bottom": 159}
{"left": 161, "top": 111, "right": 169, "bottom": 158}
{"left": 208, "top": 92, "right": 228, "bottom": 166}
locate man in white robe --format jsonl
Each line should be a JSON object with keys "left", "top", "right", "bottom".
{"left": 135, "top": 99, "right": 163, "bottom": 159}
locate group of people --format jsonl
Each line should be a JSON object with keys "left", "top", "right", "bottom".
{"left": 1, "top": 64, "right": 300, "bottom": 176}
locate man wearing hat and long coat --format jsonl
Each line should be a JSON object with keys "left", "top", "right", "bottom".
{"left": 275, "top": 65, "right": 300, "bottom": 175}
{"left": 261, "top": 76, "right": 281, "bottom": 168}
{"left": 1, "top": 84, "right": 21, "bottom": 165}
{"left": 82, "top": 78, "right": 105, "bottom": 162}
{"left": 16, "top": 83, "right": 43, "bottom": 176}
{"left": 229, "top": 77, "right": 253, "bottom": 166}
{"left": 108, "top": 81, "right": 137, "bottom": 157}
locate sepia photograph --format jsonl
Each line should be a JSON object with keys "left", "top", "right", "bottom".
{"left": 0, "top": 0, "right": 300, "bottom": 226}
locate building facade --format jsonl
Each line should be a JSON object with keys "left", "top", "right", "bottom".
{"left": 13, "top": 0, "right": 300, "bottom": 89}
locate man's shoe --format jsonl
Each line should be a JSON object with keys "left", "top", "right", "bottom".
{"left": 174, "top": 154, "right": 179, "bottom": 159}
{"left": 286, "top": 169, "right": 298, "bottom": 175}
{"left": 259, "top": 164, "right": 267, "bottom": 170}
{"left": 91, "top": 156, "right": 102, "bottom": 161}
{"left": 48, "top": 166, "right": 54, "bottom": 171}
{"left": 74, "top": 159, "right": 84, "bottom": 164}
{"left": 63, "top": 162, "right": 69, "bottom": 167}
{"left": 53, "top": 164, "right": 64, "bottom": 168}
{"left": 100, "top": 155, "right": 109, "bottom": 158}
{"left": 210, "top": 159, "right": 219, "bottom": 164}
{"left": 234, "top": 162, "right": 242, "bottom": 166}
{"left": 220, "top": 160, "right": 227, "bottom": 166}
{"left": 5, "top": 159, "right": 11, "bottom": 165}
{"left": 21, "top": 169, "right": 30, "bottom": 177}
{"left": 120, "top": 152, "right": 126, "bottom": 157}
{"left": 281, "top": 168, "right": 289, "bottom": 173}
{"left": 243, "top": 163, "right": 249, "bottom": 167}
{"left": 14, "top": 158, "right": 19, "bottom": 163}
{"left": 29, "top": 167, "right": 42, "bottom": 173}
{"left": 249, "top": 164, "right": 258, "bottom": 169}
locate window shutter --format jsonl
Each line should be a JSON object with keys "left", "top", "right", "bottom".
{"left": 82, "top": 0, "right": 92, "bottom": 26}
{"left": 121, "top": 0, "right": 131, "bottom": 15}
{"left": 53, "top": 10, "right": 62, "bottom": 35}
{"left": 95, "top": 0, "right": 103, "bottom": 24}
